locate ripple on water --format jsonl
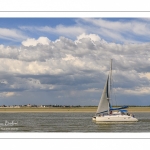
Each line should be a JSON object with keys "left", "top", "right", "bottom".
{"left": 0, "top": 112, "right": 150, "bottom": 132}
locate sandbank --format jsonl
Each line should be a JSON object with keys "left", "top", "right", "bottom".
{"left": 0, "top": 107, "right": 150, "bottom": 113}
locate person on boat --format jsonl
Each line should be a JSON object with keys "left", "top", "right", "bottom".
{"left": 121, "top": 112, "right": 124, "bottom": 115}
{"left": 110, "top": 111, "right": 112, "bottom": 115}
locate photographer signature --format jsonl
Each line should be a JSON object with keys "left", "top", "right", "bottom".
{"left": 0, "top": 120, "right": 18, "bottom": 126}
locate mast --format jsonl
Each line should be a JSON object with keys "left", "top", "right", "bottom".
{"left": 108, "top": 59, "right": 113, "bottom": 114}
{"left": 110, "top": 59, "right": 113, "bottom": 100}
{"left": 111, "top": 59, "right": 112, "bottom": 86}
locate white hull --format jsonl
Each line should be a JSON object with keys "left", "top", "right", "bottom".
{"left": 93, "top": 114, "right": 138, "bottom": 122}
{"left": 92, "top": 116, "right": 96, "bottom": 121}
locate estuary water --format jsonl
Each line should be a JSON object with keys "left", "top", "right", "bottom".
{"left": 0, "top": 112, "right": 150, "bottom": 132}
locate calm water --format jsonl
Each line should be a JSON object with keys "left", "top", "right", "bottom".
{"left": 0, "top": 112, "right": 150, "bottom": 132}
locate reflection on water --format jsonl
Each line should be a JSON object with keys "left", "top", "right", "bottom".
{"left": 95, "top": 121, "right": 137, "bottom": 124}
{"left": 0, "top": 112, "right": 150, "bottom": 132}
{"left": 95, "top": 121, "right": 138, "bottom": 132}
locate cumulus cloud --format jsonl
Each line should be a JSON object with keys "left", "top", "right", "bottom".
{"left": 22, "top": 37, "right": 51, "bottom": 46}
{"left": 0, "top": 33, "right": 150, "bottom": 105}
{"left": 76, "top": 33, "right": 101, "bottom": 42}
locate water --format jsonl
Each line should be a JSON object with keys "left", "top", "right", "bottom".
{"left": 0, "top": 112, "right": 150, "bottom": 132}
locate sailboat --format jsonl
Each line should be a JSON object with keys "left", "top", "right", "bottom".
{"left": 92, "top": 59, "right": 138, "bottom": 122}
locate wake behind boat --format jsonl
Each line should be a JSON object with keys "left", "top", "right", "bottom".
{"left": 92, "top": 59, "right": 138, "bottom": 122}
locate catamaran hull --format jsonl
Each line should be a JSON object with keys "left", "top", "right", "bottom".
{"left": 94, "top": 115, "right": 138, "bottom": 122}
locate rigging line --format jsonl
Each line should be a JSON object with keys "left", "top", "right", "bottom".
{"left": 111, "top": 60, "right": 117, "bottom": 107}
{"left": 110, "top": 59, "right": 113, "bottom": 106}
{"left": 112, "top": 79, "right": 117, "bottom": 107}
{"left": 111, "top": 74, "right": 113, "bottom": 106}
{"left": 113, "top": 66, "right": 117, "bottom": 107}
{"left": 111, "top": 72, "right": 116, "bottom": 107}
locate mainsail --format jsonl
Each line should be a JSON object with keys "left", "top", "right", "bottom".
{"left": 96, "top": 75, "right": 110, "bottom": 114}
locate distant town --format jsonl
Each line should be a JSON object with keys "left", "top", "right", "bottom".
{"left": 0, "top": 104, "right": 149, "bottom": 108}
{"left": 0, "top": 104, "right": 86, "bottom": 108}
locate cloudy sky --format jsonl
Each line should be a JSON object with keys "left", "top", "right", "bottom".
{"left": 0, "top": 18, "right": 150, "bottom": 106}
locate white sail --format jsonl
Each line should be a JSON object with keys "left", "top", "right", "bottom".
{"left": 96, "top": 75, "right": 109, "bottom": 114}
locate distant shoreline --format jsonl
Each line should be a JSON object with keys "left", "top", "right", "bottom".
{"left": 0, "top": 107, "right": 150, "bottom": 113}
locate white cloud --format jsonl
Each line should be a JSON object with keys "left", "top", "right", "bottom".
{"left": 0, "top": 58, "right": 65, "bottom": 75}
{"left": 19, "top": 18, "right": 150, "bottom": 44}
{"left": 20, "top": 25, "right": 85, "bottom": 38}
{"left": 116, "top": 87, "right": 150, "bottom": 95}
{"left": 0, "top": 28, "right": 27, "bottom": 41}
{"left": 0, "top": 92, "right": 17, "bottom": 97}
{"left": 78, "top": 18, "right": 150, "bottom": 43}
{"left": 84, "top": 88, "right": 100, "bottom": 93}
{"left": 82, "top": 18, "right": 150, "bottom": 35}
{"left": 76, "top": 33, "right": 101, "bottom": 43}
{"left": 1, "top": 35, "right": 150, "bottom": 78}
{"left": 1, "top": 34, "right": 150, "bottom": 105}
{"left": 139, "top": 73, "right": 150, "bottom": 80}
{"left": 40, "top": 25, "right": 85, "bottom": 36}
{"left": 22, "top": 37, "right": 50, "bottom": 46}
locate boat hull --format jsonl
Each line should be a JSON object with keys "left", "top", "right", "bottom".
{"left": 94, "top": 115, "right": 138, "bottom": 122}
{"left": 92, "top": 116, "right": 96, "bottom": 121}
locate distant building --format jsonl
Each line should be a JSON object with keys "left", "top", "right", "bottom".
{"left": 27, "top": 104, "right": 31, "bottom": 107}
{"left": 14, "top": 105, "right": 20, "bottom": 108}
{"left": 31, "top": 105, "right": 37, "bottom": 107}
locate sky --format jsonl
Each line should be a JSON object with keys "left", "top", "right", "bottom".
{"left": 0, "top": 18, "right": 150, "bottom": 106}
